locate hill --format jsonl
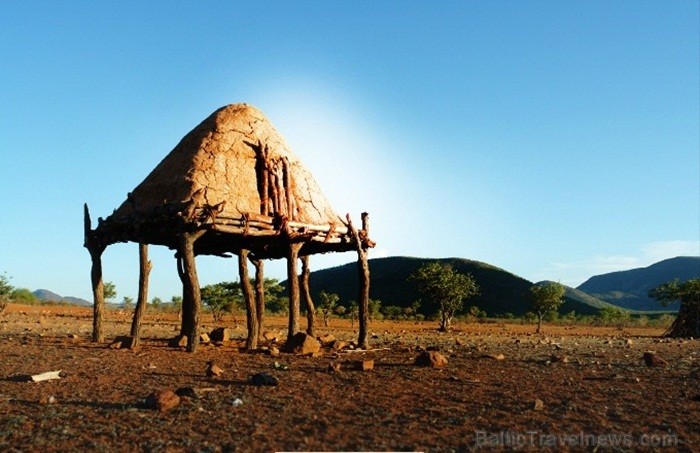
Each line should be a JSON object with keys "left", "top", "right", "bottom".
{"left": 577, "top": 256, "right": 700, "bottom": 311}
{"left": 33, "top": 289, "right": 91, "bottom": 306}
{"left": 293, "top": 256, "right": 613, "bottom": 317}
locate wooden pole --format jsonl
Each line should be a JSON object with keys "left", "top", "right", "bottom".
{"left": 176, "top": 253, "right": 194, "bottom": 337}
{"left": 238, "top": 249, "right": 258, "bottom": 350}
{"left": 129, "top": 243, "right": 152, "bottom": 348}
{"left": 300, "top": 255, "right": 316, "bottom": 337}
{"left": 286, "top": 242, "right": 303, "bottom": 342}
{"left": 252, "top": 258, "right": 265, "bottom": 337}
{"left": 347, "top": 213, "right": 372, "bottom": 349}
{"left": 89, "top": 247, "right": 106, "bottom": 343}
{"left": 84, "top": 204, "right": 106, "bottom": 343}
{"left": 178, "top": 231, "right": 204, "bottom": 353}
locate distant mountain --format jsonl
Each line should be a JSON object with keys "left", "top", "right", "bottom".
{"left": 33, "top": 289, "right": 91, "bottom": 306}
{"left": 289, "top": 256, "right": 615, "bottom": 317}
{"left": 577, "top": 256, "right": 700, "bottom": 311}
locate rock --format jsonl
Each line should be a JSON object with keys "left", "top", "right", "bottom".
{"left": 145, "top": 390, "right": 180, "bottom": 412}
{"left": 268, "top": 346, "right": 280, "bottom": 357}
{"left": 250, "top": 372, "right": 279, "bottom": 386}
{"left": 169, "top": 335, "right": 188, "bottom": 348}
{"left": 286, "top": 332, "right": 321, "bottom": 355}
{"left": 550, "top": 354, "right": 569, "bottom": 364}
{"left": 199, "top": 333, "right": 210, "bottom": 343}
{"left": 643, "top": 352, "right": 668, "bottom": 367}
{"left": 330, "top": 340, "right": 347, "bottom": 351}
{"left": 175, "top": 387, "right": 217, "bottom": 399}
{"left": 455, "top": 338, "right": 465, "bottom": 346}
{"left": 318, "top": 334, "right": 336, "bottom": 345}
{"left": 209, "top": 328, "right": 230, "bottom": 343}
{"left": 205, "top": 361, "right": 223, "bottom": 378}
{"left": 626, "top": 339, "right": 634, "bottom": 346}
{"left": 358, "top": 359, "right": 374, "bottom": 371}
{"left": 415, "top": 351, "right": 448, "bottom": 368}
{"left": 109, "top": 340, "right": 122, "bottom": 350}
{"left": 262, "top": 331, "right": 281, "bottom": 342}
{"left": 689, "top": 369, "right": 699, "bottom": 380}
{"left": 484, "top": 353, "right": 505, "bottom": 361}
{"left": 533, "top": 398, "right": 545, "bottom": 411}
{"left": 328, "top": 362, "right": 342, "bottom": 373}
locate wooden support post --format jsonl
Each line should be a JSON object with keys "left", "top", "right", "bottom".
{"left": 238, "top": 249, "right": 258, "bottom": 350}
{"left": 252, "top": 258, "right": 265, "bottom": 337}
{"left": 286, "top": 242, "right": 303, "bottom": 342}
{"left": 89, "top": 247, "right": 106, "bottom": 343}
{"left": 176, "top": 253, "right": 193, "bottom": 337}
{"left": 84, "top": 204, "right": 106, "bottom": 343}
{"left": 129, "top": 243, "right": 152, "bottom": 348}
{"left": 347, "top": 213, "right": 372, "bottom": 349}
{"left": 178, "top": 231, "right": 204, "bottom": 353}
{"left": 300, "top": 255, "right": 316, "bottom": 337}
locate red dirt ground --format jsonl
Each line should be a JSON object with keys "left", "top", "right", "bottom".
{"left": 0, "top": 304, "right": 698, "bottom": 452}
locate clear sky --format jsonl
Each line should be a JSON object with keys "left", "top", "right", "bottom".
{"left": 1, "top": 1, "right": 698, "bottom": 302}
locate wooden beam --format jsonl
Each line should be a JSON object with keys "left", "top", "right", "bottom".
{"left": 85, "top": 204, "right": 107, "bottom": 343}
{"left": 129, "top": 243, "right": 152, "bottom": 348}
{"left": 252, "top": 258, "right": 265, "bottom": 338}
{"left": 300, "top": 255, "right": 315, "bottom": 337}
{"left": 178, "top": 231, "right": 204, "bottom": 352}
{"left": 347, "top": 214, "right": 371, "bottom": 349}
{"left": 238, "top": 249, "right": 258, "bottom": 350}
{"left": 286, "top": 242, "right": 303, "bottom": 342}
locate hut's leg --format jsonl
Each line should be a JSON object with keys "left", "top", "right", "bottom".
{"left": 177, "top": 253, "right": 193, "bottom": 337}
{"left": 178, "top": 233, "right": 202, "bottom": 353}
{"left": 286, "top": 242, "right": 303, "bottom": 341}
{"left": 129, "top": 243, "right": 152, "bottom": 348}
{"left": 239, "top": 249, "right": 258, "bottom": 350}
{"left": 89, "top": 247, "right": 106, "bottom": 343}
{"left": 300, "top": 255, "right": 316, "bottom": 337}
{"left": 252, "top": 258, "right": 265, "bottom": 337}
{"left": 356, "top": 247, "right": 370, "bottom": 349}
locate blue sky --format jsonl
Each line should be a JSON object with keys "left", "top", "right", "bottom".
{"left": 1, "top": 1, "right": 698, "bottom": 302}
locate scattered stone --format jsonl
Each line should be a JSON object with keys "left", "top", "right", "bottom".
{"left": 550, "top": 354, "right": 569, "bottom": 364}
{"left": 533, "top": 398, "right": 545, "bottom": 411}
{"left": 30, "top": 370, "right": 62, "bottom": 383}
{"left": 311, "top": 351, "right": 324, "bottom": 358}
{"left": 484, "top": 353, "right": 505, "bottom": 361}
{"left": 169, "top": 335, "right": 188, "bottom": 348}
{"left": 328, "top": 362, "right": 342, "bottom": 373}
{"left": 626, "top": 339, "right": 634, "bottom": 346}
{"left": 358, "top": 359, "right": 374, "bottom": 371}
{"left": 286, "top": 332, "right": 321, "bottom": 355}
{"left": 205, "top": 361, "right": 224, "bottom": 378}
{"left": 209, "top": 328, "right": 230, "bottom": 343}
{"left": 145, "top": 390, "right": 180, "bottom": 412}
{"left": 455, "top": 337, "right": 465, "bottom": 346}
{"left": 40, "top": 395, "right": 57, "bottom": 404}
{"left": 175, "top": 387, "right": 217, "bottom": 399}
{"left": 250, "top": 372, "right": 279, "bottom": 386}
{"left": 199, "top": 333, "right": 210, "bottom": 343}
{"left": 415, "top": 351, "right": 448, "bottom": 368}
{"left": 109, "top": 340, "right": 122, "bottom": 350}
{"left": 643, "top": 352, "right": 668, "bottom": 367}
{"left": 330, "top": 340, "right": 348, "bottom": 351}
{"left": 262, "top": 331, "right": 281, "bottom": 342}
{"left": 231, "top": 398, "right": 243, "bottom": 407}
{"left": 268, "top": 346, "right": 280, "bottom": 357}
{"left": 272, "top": 361, "right": 288, "bottom": 371}
{"left": 318, "top": 334, "right": 336, "bottom": 345}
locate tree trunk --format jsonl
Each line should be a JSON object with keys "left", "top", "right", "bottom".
{"left": 252, "top": 258, "right": 265, "bottom": 337}
{"left": 286, "top": 242, "right": 303, "bottom": 342}
{"left": 89, "top": 247, "right": 105, "bottom": 343}
{"left": 239, "top": 249, "right": 258, "bottom": 350}
{"left": 130, "top": 243, "right": 152, "bottom": 348}
{"left": 300, "top": 255, "right": 316, "bottom": 337}
{"left": 537, "top": 312, "right": 543, "bottom": 334}
{"left": 664, "top": 301, "right": 700, "bottom": 338}
{"left": 178, "top": 232, "right": 203, "bottom": 353}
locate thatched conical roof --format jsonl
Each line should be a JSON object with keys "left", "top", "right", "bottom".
{"left": 94, "top": 103, "right": 355, "bottom": 258}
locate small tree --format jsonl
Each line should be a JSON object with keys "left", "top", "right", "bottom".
{"left": 171, "top": 296, "right": 183, "bottom": 318}
{"left": 201, "top": 282, "right": 240, "bottom": 322}
{"left": 317, "top": 291, "right": 339, "bottom": 327}
{"left": 527, "top": 282, "right": 565, "bottom": 334}
{"left": 347, "top": 300, "right": 359, "bottom": 327}
{"left": 409, "top": 262, "right": 479, "bottom": 331}
{"left": 150, "top": 297, "right": 162, "bottom": 310}
{"left": 649, "top": 278, "right": 700, "bottom": 338}
{"left": 0, "top": 273, "right": 12, "bottom": 314}
{"left": 122, "top": 296, "right": 134, "bottom": 310}
{"left": 103, "top": 282, "right": 117, "bottom": 303}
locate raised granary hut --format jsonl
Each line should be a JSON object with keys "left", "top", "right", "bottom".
{"left": 84, "top": 103, "right": 375, "bottom": 352}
